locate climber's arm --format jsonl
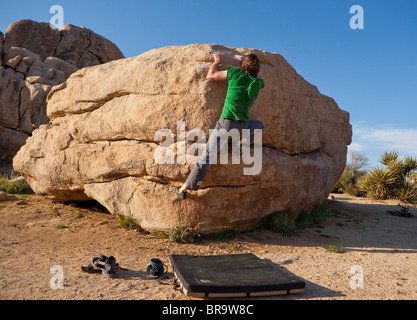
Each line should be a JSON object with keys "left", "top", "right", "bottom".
{"left": 206, "top": 52, "right": 228, "bottom": 81}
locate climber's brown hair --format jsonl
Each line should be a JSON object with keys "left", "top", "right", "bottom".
{"left": 242, "top": 54, "right": 261, "bottom": 77}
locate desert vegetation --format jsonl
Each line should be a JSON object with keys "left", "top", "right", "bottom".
{"left": 334, "top": 150, "right": 417, "bottom": 204}
{"left": 0, "top": 172, "right": 34, "bottom": 195}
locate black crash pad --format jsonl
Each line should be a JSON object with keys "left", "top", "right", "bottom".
{"left": 169, "top": 253, "right": 305, "bottom": 298}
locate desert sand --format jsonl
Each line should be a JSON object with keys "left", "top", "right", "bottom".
{"left": 0, "top": 193, "right": 416, "bottom": 300}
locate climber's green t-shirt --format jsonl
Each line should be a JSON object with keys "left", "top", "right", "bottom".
{"left": 220, "top": 66, "right": 265, "bottom": 122}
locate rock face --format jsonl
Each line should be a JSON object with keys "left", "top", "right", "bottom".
{"left": 13, "top": 44, "right": 352, "bottom": 234}
{"left": 0, "top": 19, "right": 124, "bottom": 173}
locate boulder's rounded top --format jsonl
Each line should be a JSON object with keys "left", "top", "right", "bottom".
{"left": 47, "top": 43, "right": 351, "bottom": 155}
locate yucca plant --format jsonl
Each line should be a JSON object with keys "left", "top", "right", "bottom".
{"left": 358, "top": 166, "right": 395, "bottom": 199}
{"left": 404, "top": 156, "right": 417, "bottom": 175}
{"left": 379, "top": 150, "right": 399, "bottom": 167}
{"left": 394, "top": 181, "right": 417, "bottom": 203}
{"left": 359, "top": 150, "right": 417, "bottom": 203}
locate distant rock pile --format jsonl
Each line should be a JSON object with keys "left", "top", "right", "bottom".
{"left": 0, "top": 19, "right": 124, "bottom": 173}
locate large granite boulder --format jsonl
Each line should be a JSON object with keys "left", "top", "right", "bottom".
{"left": 13, "top": 44, "right": 352, "bottom": 234}
{"left": 0, "top": 19, "right": 124, "bottom": 173}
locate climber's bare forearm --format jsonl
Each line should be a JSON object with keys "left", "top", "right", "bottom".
{"left": 206, "top": 62, "right": 227, "bottom": 81}
{"left": 206, "top": 52, "right": 227, "bottom": 81}
{"left": 206, "top": 61, "right": 221, "bottom": 79}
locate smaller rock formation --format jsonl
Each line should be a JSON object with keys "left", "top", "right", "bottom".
{"left": 0, "top": 19, "right": 124, "bottom": 173}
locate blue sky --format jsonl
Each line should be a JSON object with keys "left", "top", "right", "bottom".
{"left": 2, "top": 0, "right": 416, "bottom": 168}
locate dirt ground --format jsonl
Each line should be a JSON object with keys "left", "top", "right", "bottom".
{"left": 0, "top": 193, "right": 416, "bottom": 300}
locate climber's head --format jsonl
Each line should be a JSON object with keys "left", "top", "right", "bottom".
{"left": 242, "top": 54, "right": 260, "bottom": 77}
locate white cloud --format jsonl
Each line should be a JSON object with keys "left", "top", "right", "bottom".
{"left": 351, "top": 126, "right": 417, "bottom": 167}
{"left": 348, "top": 142, "right": 365, "bottom": 152}
{"left": 364, "top": 128, "right": 417, "bottom": 156}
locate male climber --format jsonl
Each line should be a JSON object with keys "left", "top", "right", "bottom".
{"left": 177, "top": 52, "right": 265, "bottom": 199}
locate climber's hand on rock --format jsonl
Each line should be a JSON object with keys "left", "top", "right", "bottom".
{"left": 213, "top": 52, "right": 223, "bottom": 63}
{"left": 235, "top": 55, "right": 245, "bottom": 65}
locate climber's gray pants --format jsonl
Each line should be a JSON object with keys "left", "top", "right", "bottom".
{"left": 185, "top": 118, "right": 264, "bottom": 191}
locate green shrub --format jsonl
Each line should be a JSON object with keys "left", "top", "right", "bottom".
{"left": 296, "top": 202, "right": 328, "bottom": 229}
{"left": 269, "top": 210, "right": 296, "bottom": 236}
{"left": 55, "top": 224, "right": 69, "bottom": 229}
{"left": 267, "top": 202, "right": 330, "bottom": 237}
{"left": 117, "top": 213, "right": 143, "bottom": 232}
{"left": 327, "top": 245, "right": 344, "bottom": 253}
{"left": 0, "top": 173, "right": 34, "bottom": 195}
{"left": 333, "top": 150, "right": 368, "bottom": 196}
{"left": 169, "top": 223, "right": 201, "bottom": 243}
